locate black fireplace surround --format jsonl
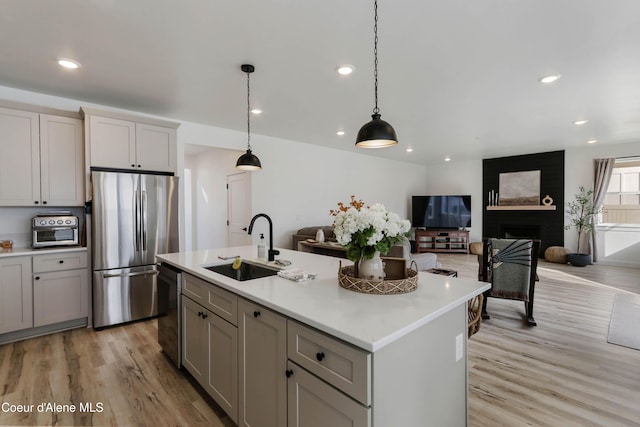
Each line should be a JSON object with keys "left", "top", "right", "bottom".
{"left": 483, "top": 151, "right": 565, "bottom": 257}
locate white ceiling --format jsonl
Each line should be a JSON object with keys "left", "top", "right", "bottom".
{"left": 2, "top": 0, "right": 640, "bottom": 165}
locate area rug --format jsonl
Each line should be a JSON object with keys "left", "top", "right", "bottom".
{"left": 607, "top": 293, "right": 640, "bottom": 351}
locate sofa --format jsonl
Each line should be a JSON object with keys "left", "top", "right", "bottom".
{"left": 292, "top": 225, "right": 336, "bottom": 249}
{"left": 292, "top": 227, "right": 440, "bottom": 271}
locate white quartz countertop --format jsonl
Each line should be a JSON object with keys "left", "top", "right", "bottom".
{"left": 157, "top": 246, "right": 490, "bottom": 352}
{"left": 0, "top": 245, "right": 87, "bottom": 258}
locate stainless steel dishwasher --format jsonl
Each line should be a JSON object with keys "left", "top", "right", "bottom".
{"left": 157, "top": 262, "right": 182, "bottom": 368}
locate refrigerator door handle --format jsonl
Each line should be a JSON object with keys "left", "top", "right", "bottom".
{"left": 141, "top": 190, "right": 147, "bottom": 251}
{"left": 102, "top": 270, "right": 159, "bottom": 279}
{"left": 135, "top": 190, "right": 141, "bottom": 252}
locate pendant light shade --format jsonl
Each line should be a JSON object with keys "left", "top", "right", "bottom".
{"left": 236, "top": 148, "right": 261, "bottom": 170}
{"left": 356, "top": 0, "right": 398, "bottom": 148}
{"left": 355, "top": 113, "right": 398, "bottom": 148}
{"left": 236, "top": 64, "right": 262, "bottom": 170}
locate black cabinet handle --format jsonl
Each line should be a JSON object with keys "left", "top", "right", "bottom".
{"left": 137, "top": 165, "right": 141, "bottom": 168}
{"left": 316, "top": 352, "right": 325, "bottom": 362}
{"left": 202, "top": 313, "right": 208, "bottom": 319}
{"left": 35, "top": 276, "right": 40, "bottom": 280}
{"left": 131, "top": 164, "right": 136, "bottom": 167}
{"left": 34, "top": 201, "right": 39, "bottom": 204}
{"left": 59, "top": 260, "right": 64, "bottom": 264}
{"left": 198, "top": 311, "right": 203, "bottom": 318}
{"left": 253, "top": 311, "right": 261, "bottom": 318}
{"left": 285, "top": 369, "right": 293, "bottom": 378}
{"left": 42, "top": 201, "right": 47, "bottom": 205}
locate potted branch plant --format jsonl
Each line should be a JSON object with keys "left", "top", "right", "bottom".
{"left": 564, "top": 186, "right": 600, "bottom": 267}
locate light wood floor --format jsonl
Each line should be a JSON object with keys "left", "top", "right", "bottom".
{"left": 0, "top": 256, "right": 638, "bottom": 426}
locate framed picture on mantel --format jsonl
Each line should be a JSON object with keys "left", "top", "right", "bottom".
{"left": 499, "top": 170, "right": 540, "bottom": 206}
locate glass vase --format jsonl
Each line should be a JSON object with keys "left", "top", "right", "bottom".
{"left": 358, "top": 251, "right": 385, "bottom": 280}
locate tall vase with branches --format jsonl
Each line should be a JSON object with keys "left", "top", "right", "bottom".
{"left": 564, "top": 186, "right": 600, "bottom": 265}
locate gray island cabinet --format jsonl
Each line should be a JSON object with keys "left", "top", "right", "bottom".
{"left": 157, "top": 247, "right": 489, "bottom": 427}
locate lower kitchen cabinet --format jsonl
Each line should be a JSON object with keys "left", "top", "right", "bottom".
{"left": 287, "top": 361, "right": 370, "bottom": 427}
{"left": 238, "top": 298, "right": 287, "bottom": 427}
{"left": 32, "top": 252, "right": 88, "bottom": 327}
{"left": 182, "top": 292, "right": 238, "bottom": 423}
{"left": 33, "top": 269, "right": 88, "bottom": 327}
{"left": 0, "top": 256, "right": 33, "bottom": 334}
{"left": 1, "top": 250, "right": 89, "bottom": 344}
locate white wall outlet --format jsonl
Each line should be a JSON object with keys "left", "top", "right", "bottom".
{"left": 455, "top": 333, "right": 464, "bottom": 362}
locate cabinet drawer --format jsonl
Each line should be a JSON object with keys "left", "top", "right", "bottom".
{"left": 182, "top": 273, "right": 237, "bottom": 326}
{"left": 33, "top": 251, "right": 87, "bottom": 273}
{"left": 287, "top": 320, "right": 371, "bottom": 406}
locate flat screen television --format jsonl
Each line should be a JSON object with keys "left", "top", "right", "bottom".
{"left": 412, "top": 195, "right": 471, "bottom": 229}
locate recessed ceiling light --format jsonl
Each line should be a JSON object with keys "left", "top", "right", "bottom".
{"left": 250, "top": 109, "right": 262, "bottom": 115}
{"left": 587, "top": 139, "right": 597, "bottom": 144}
{"left": 57, "top": 58, "right": 81, "bottom": 69}
{"left": 406, "top": 147, "right": 413, "bottom": 152}
{"left": 336, "top": 130, "right": 345, "bottom": 136}
{"left": 336, "top": 65, "right": 354, "bottom": 75}
{"left": 573, "top": 119, "right": 588, "bottom": 126}
{"left": 539, "top": 74, "right": 561, "bottom": 84}
{"left": 444, "top": 156, "right": 451, "bottom": 162}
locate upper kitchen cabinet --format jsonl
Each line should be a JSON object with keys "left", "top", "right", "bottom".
{"left": 0, "top": 107, "right": 40, "bottom": 206}
{"left": 82, "top": 107, "right": 179, "bottom": 175}
{"left": 39, "top": 114, "right": 84, "bottom": 206}
{"left": 0, "top": 106, "right": 84, "bottom": 207}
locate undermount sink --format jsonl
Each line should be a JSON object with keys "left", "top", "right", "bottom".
{"left": 205, "top": 261, "right": 279, "bottom": 281}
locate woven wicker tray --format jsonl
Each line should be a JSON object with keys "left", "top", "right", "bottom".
{"left": 338, "top": 261, "right": 418, "bottom": 295}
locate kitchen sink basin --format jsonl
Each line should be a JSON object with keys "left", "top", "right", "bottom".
{"left": 205, "top": 261, "right": 279, "bottom": 281}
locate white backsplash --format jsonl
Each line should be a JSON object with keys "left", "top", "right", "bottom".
{"left": 0, "top": 206, "right": 85, "bottom": 249}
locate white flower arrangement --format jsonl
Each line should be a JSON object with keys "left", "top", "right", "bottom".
{"left": 331, "top": 196, "right": 411, "bottom": 263}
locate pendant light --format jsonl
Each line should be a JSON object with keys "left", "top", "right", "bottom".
{"left": 236, "top": 64, "right": 262, "bottom": 170}
{"left": 356, "top": 0, "right": 398, "bottom": 148}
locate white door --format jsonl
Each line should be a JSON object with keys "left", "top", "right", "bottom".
{"left": 227, "top": 173, "right": 251, "bottom": 247}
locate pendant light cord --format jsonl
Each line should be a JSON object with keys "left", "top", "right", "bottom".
{"left": 246, "top": 70, "right": 252, "bottom": 150}
{"left": 373, "top": 0, "right": 379, "bottom": 115}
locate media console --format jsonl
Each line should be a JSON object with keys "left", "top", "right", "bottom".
{"left": 415, "top": 229, "right": 469, "bottom": 254}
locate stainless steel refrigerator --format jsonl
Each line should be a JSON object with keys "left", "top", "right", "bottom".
{"left": 91, "top": 170, "right": 179, "bottom": 328}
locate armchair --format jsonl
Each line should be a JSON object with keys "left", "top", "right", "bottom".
{"left": 386, "top": 237, "right": 441, "bottom": 271}
{"left": 479, "top": 238, "right": 540, "bottom": 326}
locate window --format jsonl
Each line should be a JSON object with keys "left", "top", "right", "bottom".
{"left": 603, "top": 159, "right": 640, "bottom": 224}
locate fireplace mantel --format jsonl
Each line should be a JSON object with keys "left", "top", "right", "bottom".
{"left": 486, "top": 206, "right": 556, "bottom": 211}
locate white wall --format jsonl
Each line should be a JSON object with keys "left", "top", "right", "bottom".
{"left": 422, "top": 159, "right": 483, "bottom": 243}
{"left": 184, "top": 147, "right": 245, "bottom": 250}
{"left": 177, "top": 121, "right": 427, "bottom": 249}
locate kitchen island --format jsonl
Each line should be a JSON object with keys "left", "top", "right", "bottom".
{"left": 157, "top": 246, "right": 489, "bottom": 427}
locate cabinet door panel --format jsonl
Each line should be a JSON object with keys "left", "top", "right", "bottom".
{"left": 182, "top": 296, "right": 206, "bottom": 383}
{"left": 39, "top": 115, "right": 84, "bottom": 206}
{"left": 89, "top": 115, "right": 136, "bottom": 169}
{"left": 287, "top": 361, "right": 370, "bottom": 427}
{"left": 0, "top": 256, "right": 33, "bottom": 334}
{"left": 239, "top": 299, "right": 287, "bottom": 427}
{"left": 33, "top": 269, "right": 88, "bottom": 327}
{"left": 0, "top": 107, "right": 40, "bottom": 206}
{"left": 206, "top": 313, "right": 238, "bottom": 423}
{"left": 135, "top": 123, "right": 176, "bottom": 173}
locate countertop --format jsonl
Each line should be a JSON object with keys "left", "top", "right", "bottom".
{"left": 0, "top": 245, "right": 87, "bottom": 258}
{"left": 157, "top": 246, "right": 490, "bottom": 352}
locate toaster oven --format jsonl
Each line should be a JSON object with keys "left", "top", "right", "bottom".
{"left": 32, "top": 214, "right": 79, "bottom": 248}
